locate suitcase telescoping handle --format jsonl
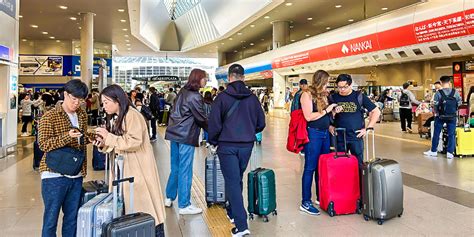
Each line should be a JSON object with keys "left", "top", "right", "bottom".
{"left": 112, "top": 155, "right": 134, "bottom": 218}
{"left": 332, "top": 128, "right": 350, "bottom": 158}
{"left": 365, "top": 128, "right": 376, "bottom": 162}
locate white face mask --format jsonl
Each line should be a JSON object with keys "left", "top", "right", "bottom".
{"left": 136, "top": 105, "right": 142, "bottom": 111}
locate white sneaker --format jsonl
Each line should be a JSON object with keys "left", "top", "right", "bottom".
{"left": 21, "top": 133, "right": 29, "bottom": 137}
{"left": 231, "top": 227, "right": 250, "bottom": 237}
{"left": 447, "top": 153, "right": 454, "bottom": 159}
{"left": 314, "top": 200, "right": 320, "bottom": 206}
{"left": 423, "top": 150, "right": 438, "bottom": 157}
{"left": 164, "top": 198, "right": 173, "bottom": 207}
{"left": 179, "top": 205, "right": 202, "bottom": 215}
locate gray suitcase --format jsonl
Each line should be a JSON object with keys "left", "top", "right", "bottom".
{"left": 362, "top": 129, "right": 403, "bottom": 225}
{"left": 102, "top": 177, "right": 156, "bottom": 237}
{"left": 77, "top": 193, "right": 113, "bottom": 237}
{"left": 205, "top": 150, "right": 226, "bottom": 207}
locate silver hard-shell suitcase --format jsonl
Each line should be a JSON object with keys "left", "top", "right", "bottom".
{"left": 362, "top": 129, "right": 404, "bottom": 225}
{"left": 77, "top": 193, "right": 112, "bottom": 237}
{"left": 205, "top": 149, "right": 226, "bottom": 207}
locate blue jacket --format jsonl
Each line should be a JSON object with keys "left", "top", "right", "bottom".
{"left": 208, "top": 81, "right": 266, "bottom": 148}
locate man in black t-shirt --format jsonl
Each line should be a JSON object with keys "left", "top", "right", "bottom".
{"left": 329, "top": 74, "right": 381, "bottom": 167}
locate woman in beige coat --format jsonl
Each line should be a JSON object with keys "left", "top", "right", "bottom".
{"left": 94, "top": 84, "right": 166, "bottom": 237}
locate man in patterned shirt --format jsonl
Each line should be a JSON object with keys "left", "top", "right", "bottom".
{"left": 38, "top": 79, "right": 89, "bottom": 237}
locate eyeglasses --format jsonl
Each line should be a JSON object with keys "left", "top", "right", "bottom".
{"left": 67, "top": 93, "right": 85, "bottom": 104}
{"left": 337, "top": 85, "right": 351, "bottom": 90}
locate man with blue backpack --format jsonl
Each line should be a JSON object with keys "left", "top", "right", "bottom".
{"left": 424, "top": 76, "right": 462, "bottom": 159}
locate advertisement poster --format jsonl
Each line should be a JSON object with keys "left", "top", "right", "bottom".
{"left": 0, "top": 0, "right": 16, "bottom": 18}
{"left": 19, "top": 56, "right": 63, "bottom": 76}
{"left": 9, "top": 75, "right": 17, "bottom": 110}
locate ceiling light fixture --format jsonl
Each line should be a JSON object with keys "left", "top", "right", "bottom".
{"left": 335, "top": 5, "right": 342, "bottom": 8}
{"left": 49, "top": 36, "right": 55, "bottom": 39}
{"left": 264, "top": 16, "right": 270, "bottom": 19}
{"left": 124, "top": 35, "right": 129, "bottom": 37}
{"left": 305, "top": 34, "right": 310, "bottom": 37}
{"left": 127, "top": 48, "right": 131, "bottom": 50}
{"left": 234, "top": 50, "right": 238, "bottom": 53}
{"left": 30, "top": 24, "right": 38, "bottom": 28}
{"left": 118, "top": 9, "right": 125, "bottom": 12}
{"left": 42, "top": 31, "right": 48, "bottom": 35}
{"left": 229, "top": 38, "right": 233, "bottom": 40}
{"left": 326, "top": 27, "right": 331, "bottom": 30}
{"left": 221, "top": 42, "right": 225, "bottom": 45}
{"left": 285, "top": 2, "right": 293, "bottom": 6}
{"left": 56, "top": 40, "right": 61, "bottom": 42}
{"left": 291, "top": 39, "right": 295, "bottom": 42}
{"left": 122, "top": 28, "right": 128, "bottom": 31}
{"left": 381, "top": 7, "right": 388, "bottom": 11}
{"left": 126, "top": 44, "right": 131, "bottom": 46}
{"left": 237, "top": 32, "right": 242, "bottom": 35}
{"left": 250, "top": 24, "right": 255, "bottom": 28}
{"left": 348, "top": 19, "right": 354, "bottom": 22}
{"left": 121, "top": 19, "right": 126, "bottom": 22}
{"left": 59, "top": 5, "right": 68, "bottom": 10}
{"left": 19, "top": 15, "right": 22, "bottom": 18}
{"left": 125, "top": 39, "right": 130, "bottom": 42}
{"left": 307, "top": 17, "right": 313, "bottom": 20}
{"left": 261, "top": 38, "right": 265, "bottom": 41}
{"left": 22, "top": 39, "right": 27, "bottom": 42}
{"left": 70, "top": 17, "right": 77, "bottom": 20}
{"left": 78, "top": 27, "right": 82, "bottom": 29}
{"left": 250, "top": 43, "right": 254, "bottom": 46}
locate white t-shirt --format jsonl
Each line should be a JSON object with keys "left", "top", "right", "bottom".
{"left": 41, "top": 111, "right": 83, "bottom": 180}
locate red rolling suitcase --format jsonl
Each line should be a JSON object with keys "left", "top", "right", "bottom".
{"left": 318, "top": 128, "right": 360, "bottom": 217}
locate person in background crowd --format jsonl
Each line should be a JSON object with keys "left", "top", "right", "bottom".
{"left": 262, "top": 91, "right": 270, "bottom": 114}
{"left": 90, "top": 89, "right": 100, "bottom": 126}
{"left": 38, "top": 79, "right": 89, "bottom": 237}
{"left": 149, "top": 87, "right": 160, "bottom": 141}
{"left": 467, "top": 86, "right": 474, "bottom": 115}
{"left": 424, "top": 76, "right": 462, "bottom": 159}
{"left": 130, "top": 89, "right": 138, "bottom": 106}
{"left": 291, "top": 79, "right": 309, "bottom": 112}
{"left": 135, "top": 99, "right": 154, "bottom": 140}
{"left": 85, "top": 94, "right": 93, "bottom": 113}
{"left": 164, "top": 69, "right": 208, "bottom": 215}
{"left": 218, "top": 86, "right": 225, "bottom": 94}
{"left": 329, "top": 74, "right": 381, "bottom": 168}
{"left": 94, "top": 84, "right": 166, "bottom": 236}
{"left": 398, "top": 82, "right": 421, "bottom": 133}
{"left": 431, "top": 81, "right": 443, "bottom": 105}
{"left": 158, "top": 93, "right": 167, "bottom": 126}
{"left": 135, "top": 86, "right": 144, "bottom": 102}
{"left": 285, "top": 87, "right": 292, "bottom": 112}
{"left": 20, "top": 94, "right": 35, "bottom": 137}
{"left": 208, "top": 64, "right": 266, "bottom": 237}
{"left": 202, "top": 91, "right": 213, "bottom": 146}
{"left": 211, "top": 87, "right": 218, "bottom": 100}
{"left": 165, "top": 88, "right": 177, "bottom": 108}
{"left": 300, "top": 70, "right": 342, "bottom": 216}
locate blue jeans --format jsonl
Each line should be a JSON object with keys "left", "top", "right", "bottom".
{"left": 166, "top": 141, "right": 195, "bottom": 208}
{"left": 302, "top": 128, "right": 330, "bottom": 203}
{"left": 41, "top": 176, "right": 83, "bottom": 237}
{"left": 431, "top": 117, "right": 456, "bottom": 153}
{"left": 203, "top": 130, "right": 208, "bottom": 141}
{"left": 217, "top": 146, "right": 252, "bottom": 231}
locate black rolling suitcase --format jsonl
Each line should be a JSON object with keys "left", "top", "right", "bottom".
{"left": 81, "top": 153, "right": 110, "bottom": 206}
{"left": 102, "top": 176, "right": 155, "bottom": 237}
{"left": 33, "top": 140, "right": 43, "bottom": 170}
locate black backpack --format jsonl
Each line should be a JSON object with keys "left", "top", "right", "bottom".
{"left": 437, "top": 89, "right": 458, "bottom": 120}
{"left": 140, "top": 105, "right": 154, "bottom": 121}
{"left": 399, "top": 92, "right": 410, "bottom": 107}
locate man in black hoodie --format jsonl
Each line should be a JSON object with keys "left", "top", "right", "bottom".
{"left": 208, "top": 64, "right": 266, "bottom": 237}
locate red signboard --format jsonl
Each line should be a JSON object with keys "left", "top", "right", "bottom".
{"left": 259, "top": 70, "right": 273, "bottom": 79}
{"left": 272, "top": 9, "right": 474, "bottom": 69}
{"left": 453, "top": 73, "right": 463, "bottom": 88}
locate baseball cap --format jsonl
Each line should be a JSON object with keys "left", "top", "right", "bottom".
{"left": 228, "top": 64, "right": 245, "bottom": 76}
{"left": 299, "top": 79, "right": 308, "bottom": 85}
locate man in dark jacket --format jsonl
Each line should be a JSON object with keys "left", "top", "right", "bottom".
{"left": 208, "top": 64, "right": 266, "bottom": 237}
{"left": 148, "top": 87, "right": 160, "bottom": 141}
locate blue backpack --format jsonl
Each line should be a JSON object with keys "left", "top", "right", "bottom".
{"left": 437, "top": 89, "right": 458, "bottom": 120}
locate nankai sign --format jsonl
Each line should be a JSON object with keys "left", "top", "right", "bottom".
{"left": 272, "top": 9, "right": 474, "bottom": 69}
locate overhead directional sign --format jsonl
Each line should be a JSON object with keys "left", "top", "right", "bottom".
{"left": 132, "top": 75, "right": 180, "bottom": 82}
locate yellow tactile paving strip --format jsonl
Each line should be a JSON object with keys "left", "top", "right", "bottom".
{"left": 159, "top": 129, "right": 233, "bottom": 237}
{"left": 191, "top": 175, "right": 233, "bottom": 237}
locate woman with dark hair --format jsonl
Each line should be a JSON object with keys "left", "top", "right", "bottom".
{"left": 94, "top": 84, "right": 166, "bottom": 236}
{"left": 164, "top": 68, "right": 208, "bottom": 214}
{"left": 129, "top": 89, "right": 138, "bottom": 105}
{"left": 299, "top": 70, "right": 342, "bottom": 215}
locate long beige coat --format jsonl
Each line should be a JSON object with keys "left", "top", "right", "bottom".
{"left": 102, "top": 107, "right": 166, "bottom": 224}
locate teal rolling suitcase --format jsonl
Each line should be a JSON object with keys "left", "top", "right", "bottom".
{"left": 247, "top": 168, "right": 277, "bottom": 222}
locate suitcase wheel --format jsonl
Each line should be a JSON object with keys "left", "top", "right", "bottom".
{"left": 248, "top": 213, "right": 254, "bottom": 220}
{"left": 363, "top": 215, "right": 370, "bottom": 221}
{"left": 328, "top": 201, "right": 336, "bottom": 217}
{"left": 377, "top": 219, "right": 384, "bottom": 225}
{"left": 207, "top": 202, "right": 212, "bottom": 208}
{"left": 398, "top": 210, "right": 403, "bottom": 218}
{"left": 356, "top": 200, "right": 361, "bottom": 214}
{"left": 272, "top": 210, "right": 277, "bottom": 216}
{"left": 263, "top": 215, "right": 269, "bottom": 222}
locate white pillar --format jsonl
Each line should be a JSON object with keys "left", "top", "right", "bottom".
{"left": 272, "top": 21, "right": 290, "bottom": 49}
{"left": 80, "top": 12, "right": 94, "bottom": 89}
{"left": 273, "top": 72, "right": 286, "bottom": 109}
{"left": 217, "top": 52, "right": 226, "bottom": 66}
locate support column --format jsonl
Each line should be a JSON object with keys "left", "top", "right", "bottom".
{"left": 273, "top": 72, "right": 286, "bottom": 109}
{"left": 422, "top": 61, "right": 432, "bottom": 96}
{"left": 272, "top": 21, "right": 290, "bottom": 49}
{"left": 80, "top": 12, "right": 94, "bottom": 89}
{"left": 217, "top": 52, "right": 226, "bottom": 67}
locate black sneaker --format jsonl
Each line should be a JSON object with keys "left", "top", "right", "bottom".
{"left": 231, "top": 227, "right": 250, "bottom": 237}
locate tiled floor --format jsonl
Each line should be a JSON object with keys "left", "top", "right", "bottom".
{"left": 1, "top": 111, "right": 473, "bottom": 236}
